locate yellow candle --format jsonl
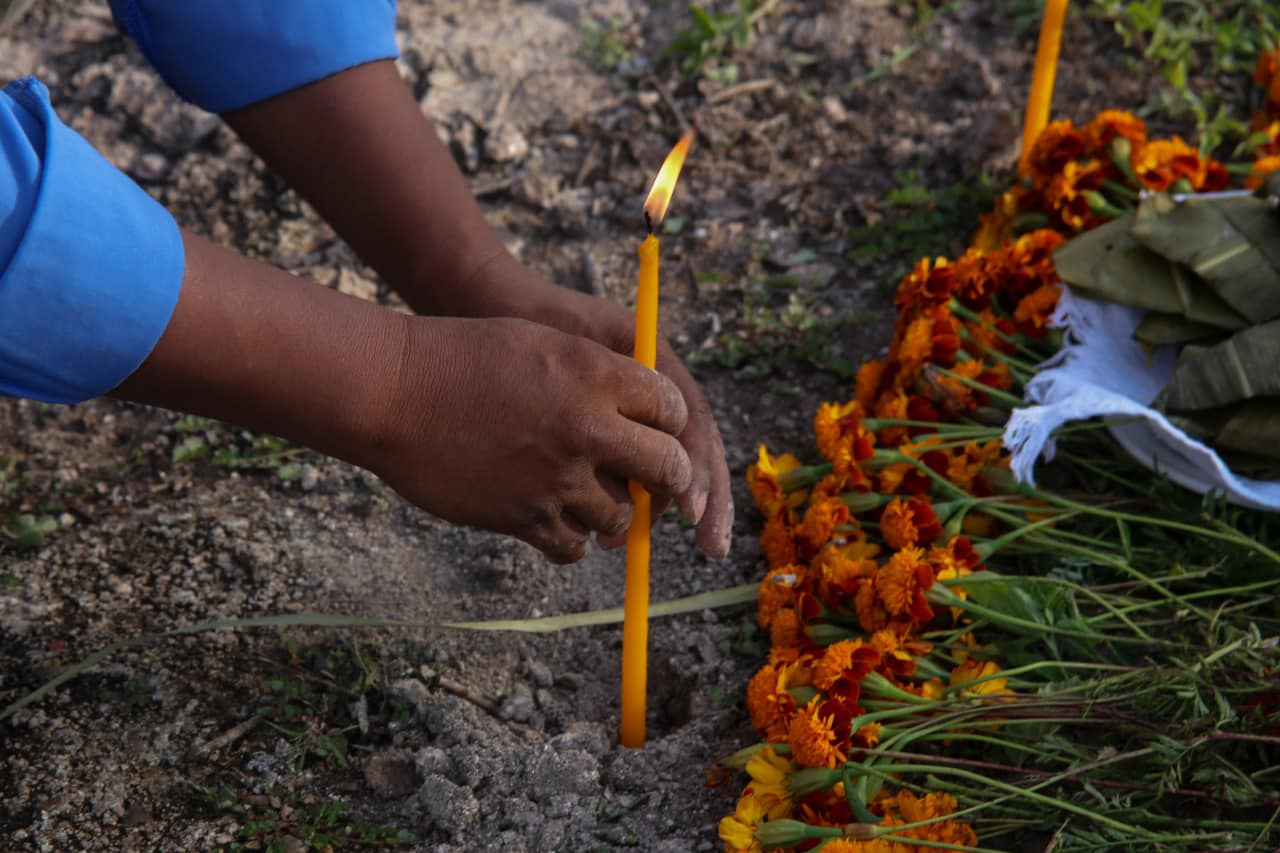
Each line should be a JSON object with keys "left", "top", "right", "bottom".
{"left": 1020, "top": 0, "right": 1070, "bottom": 173}
{"left": 620, "top": 236, "right": 659, "bottom": 749}
{"left": 621, "top": 132, "right": 692, "bottom": 749}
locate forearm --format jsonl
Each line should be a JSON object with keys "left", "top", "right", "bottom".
{"left": 223, "top": 59, "right": 521, "bottom": 319}
{"left": 112, "top": 230, "right": 401, "bottom": 468}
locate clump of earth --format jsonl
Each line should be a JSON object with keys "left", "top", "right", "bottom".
{"left": 1, "top": 1, "right": 1159, "bottom": 849}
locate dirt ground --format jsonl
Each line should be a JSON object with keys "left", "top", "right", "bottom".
{"left": 0, "top": 2, "right": 1162, "bottom": 850}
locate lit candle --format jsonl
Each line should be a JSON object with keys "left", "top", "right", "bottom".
{"left": 621, "top": 130, "right": 694, "bottom": 749}
{"left": 1020, "top": 0, "right": 1070, "bottom": 173}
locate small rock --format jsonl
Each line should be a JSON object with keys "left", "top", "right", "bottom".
{"left": 526, "top": 746, "right": 600, "bottom": 798}
{"left": 526, "top": 660, "right": 554, "bottom": 689}
{"left": 499, "top": 683, "right": 535, "bottom": 723}
{"left": 298, "top": 465, "right": 320, "bottom": 492}
{"left": 416, "top": 774, "right": 480, "bottom": 837}
{"left": 484, "top": 122, "right": 529, "bottom": 163}
{"left": 365, "top": 750, "right": 420, "bottom": 798}
{"left": 389, "top": 678, "right": 431, "bottom": 712}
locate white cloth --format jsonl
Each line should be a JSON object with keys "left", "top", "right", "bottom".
{"left": 1003, "top": 288, "right": 1280, "bottom": 510}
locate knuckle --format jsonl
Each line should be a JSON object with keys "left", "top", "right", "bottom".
{"left": 655, "top": 440, "right": 693, "bottom": 494}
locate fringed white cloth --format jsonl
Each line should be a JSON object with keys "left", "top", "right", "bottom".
{"left": 1002, "top": 288, "right": 1280, "bottom": 510}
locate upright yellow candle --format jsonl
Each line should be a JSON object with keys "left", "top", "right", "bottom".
{"left": 1020, "top": 0, "right": 1070, "bottom": 173}
{"left": 621, "top": 131, "right": 693, "bottom": 749}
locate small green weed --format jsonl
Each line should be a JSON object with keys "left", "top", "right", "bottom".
{"left": 101, "top": 675, "right": 156, "bottom": 715}
{"left": 1085, "top": 1, "right": 1280, "bottom": 152}
{"left": 193, "top": 784, "right": 416, "bottom": 851}
{"left": 665, "top": 0, "right": 780, "bottom": 83}
{"left": 691, "top": 243, "right": 874, "bottom": 378}
{"left": 170, "top": 415, "right": 309, "bottom": 482}
{"left": 578, "top": 17, "right": 635, "bottom": 72}
{"left": 846, "top": 169, "right": 1000, "bottom": 292}
{"left": 0, "top": 455, "right": 61, "bottom": 549}
{"left": 256, "top": 637, "right": 415, "bottom": 771}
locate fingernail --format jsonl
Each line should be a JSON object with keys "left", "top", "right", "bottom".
{"left": 680, "top": 488, "right": 708, "bottom": 526}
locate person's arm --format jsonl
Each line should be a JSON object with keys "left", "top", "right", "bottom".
{"left": 219, "top": 60, "right": 734, "bottom": 559}
{"left": 114, "top": 232, "right": 695, "bottom": 565}
{"left": 0, "top": 75, "right": 692, "bottom": 564}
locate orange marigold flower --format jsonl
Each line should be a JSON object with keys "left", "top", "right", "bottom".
{"left": 880, "top": 497, "right": 943, "bottom": 551}
{"left": 894, "top": 256, "right": 954, "bottom": 315}
{"left": 758, "top": 566, "right": 804, "bottom": 630}
{"left": 788, "top": 698, "right": 847, "bottom": 768}
{"left": 971, "top": 186, "right": 1025, "bottom": 252}
{"left": 815, "top": 400, "right": 868, "bottom": 463}
{"left": 855, "top": 580, "right": 889, "bottom": 634}
{"left": 870, "top": 626, "right": 930, "bottom": 679}
{"left": 761, "top": 514, "right": 799, "bottom": 569}
{"left": 1256, "top": 45, "right": 1280, "bottom": 117}
{"left": 770, "top": 606, "right": 806, "bottom": 651}
{"left": 951, "top": 658, "right": 1011, "bottom": 697}
{"left": 891, "top": 790, "right": 980, "bottom": 848}
{"left": 890, "top": 314, "right": 934, "bottom": 381}
{"left": 856, "top": 360, "right": 888, "bottom": 411}
{"left": 1026, "top": 119, "right": 1085, "bottom": 188}
{"left": 1134, "top": 136, "right": 1229, "bottom": 192}
{"left": 876, "top": 546, "right": 936, "bottom": 625}
{"left": 873, "top": 391, "right": 911, "bottom": 448}
{"left": 746, "top": 660, "right": 810, "bottom": 741}
{"left": 815, "top": 540, "right": 879, "bottom": 604}
{"left": 1247, "top": 155, "right": 1280, "bottom": 190}
{"left": 748, "top": 445, "right": 805, "bottom": 515}
{"left": 1014, "top": 282, "right": 1062, "bottom": 333}
{"left": 800, "top": 497, "right": 851, "bottom": 554}
{"left": 1081, "top": 109, "right": 1147, "bottom": 158}
{"left": 813, "top": 639, "right": 882, "bottom": 692}
{"left": 1044, "top": 158, "right": 1111, "bottom": 232}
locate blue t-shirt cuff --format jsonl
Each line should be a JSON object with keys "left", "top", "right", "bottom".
{"left": 0, "top": 77, "right": 184, "bottom": 404}
{"left": 107, "top": 1, "right": 399, "bottom": 113}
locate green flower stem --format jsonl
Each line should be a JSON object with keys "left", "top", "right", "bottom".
{"left": 930, "top": 366, "right": 1027, "bottom": 409}
{"left": 1094, "top": 575, "right": 1280, "bottom": 620}
{"left": 847, "top": 752, "right": 1163, "bottom": 840}
{"left": 953, "top": 326, "right": 1041, "bottom": 374}
{"left": 928, "top": 587, "right": 1172, "bottom": 647}
{"left": 941, "top": 658, "right": 1138, "bottom": 696}
{"left": 1013, "top": 481, "right": 1280, "bottom": 567}
{"left": 946, "top": 301, "right": 1045, "bottom": 362}
{"left": 936, "top": 573, "right": 1155, "bottom": 640}
{"left": 862, "top": 418, "right": 1001, "bottom": 436}
{"left": 778, "top": 463, "right": 832, "bottom": 491}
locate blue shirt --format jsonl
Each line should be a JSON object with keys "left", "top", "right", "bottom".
{"left": 0, "top": 1, "right": 398, "bottom": 403}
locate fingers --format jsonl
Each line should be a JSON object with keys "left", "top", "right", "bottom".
{"left": 527, "top": 513, "right": 591, "bottom": 564}
{"left": 568, "top": 472, "right": 634, "bottom": 540}
{"left": 614, "top": 361, "right": 688, "bottom": 437}
{"left": 658, "top": 349, "right": 735, "bottom": 560}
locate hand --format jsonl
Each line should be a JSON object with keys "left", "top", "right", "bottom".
{"left": 365, "top": 314, "right": 695, "bottom": 563}
{"left": 448, "top": 252, "right": 735, "bottom": 560}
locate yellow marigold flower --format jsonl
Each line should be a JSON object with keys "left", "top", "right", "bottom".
{"left": 788, "top": 698, "right": 846, "bottom": 769}
{"left": 1247, "top": 155, "right": 1280, "bottom": 189}
{"left": 950, "top": 658, "right": 1010, "bottom": 697}
{"left": 718, "top": 791, "right": 770, "bottom": 852}
{"left": 757, "top": 566, "right": 803, "bottom": 630}
{"left": 915, "top": 678, "right": 944, "bottom": 701}
{"left": 1081, "top": 109, "right": 1147, "bottom": 158}
{"left": 761, "top": 514, "right": 799, "bottom": 569}
{"left": 745, "top": 745, "right": 796, "bottom": 811}
{"left": 748, "top": 445, "right": 805, "bottom": 515}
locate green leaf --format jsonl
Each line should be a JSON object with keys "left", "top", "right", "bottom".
{"left": 1133, "top": 312, "right": 1227, "bottom": 347}
{"left": 1131, "top": 191, "right": 1280, "bottom": 324}
{"left": 10, "top": 513, "right": 56, "bottom": 548}
{"left": 1157, "top": 318, "right": 1280, "bottom": 411}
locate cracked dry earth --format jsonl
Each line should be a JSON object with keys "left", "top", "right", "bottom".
{"left": 0, "top": 1, "right": 1158, "bottom": 850}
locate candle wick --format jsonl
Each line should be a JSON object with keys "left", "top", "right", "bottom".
{"left": 644, "top": 210, "right": 654, "bottom": 235}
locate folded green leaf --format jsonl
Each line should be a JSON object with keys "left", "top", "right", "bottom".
{"left": 1156, "top": 318, "right": 1280, "bottom": 411}
{"left": 1131, "top": 192, "right": 1280, "bottom": 324}
{"left": 1132, "top": 312, "right": 1228, "bottom": 348}
{"left": 1053, "top": 215, "right": 1246, "bottom": 329}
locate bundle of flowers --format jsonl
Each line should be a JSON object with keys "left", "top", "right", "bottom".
{"left": 721, "top": 48, "right": 1280, "bottom": 853}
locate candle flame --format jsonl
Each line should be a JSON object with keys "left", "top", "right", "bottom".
{"left": 643, "top": 129, "right": 694, "bottom": 231}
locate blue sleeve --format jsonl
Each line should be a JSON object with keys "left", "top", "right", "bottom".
{"left": 0, "top": 77, "right": 184, "bottom": 404}
{"left": 107, "top": 1, "right": 399, "bottom": 114}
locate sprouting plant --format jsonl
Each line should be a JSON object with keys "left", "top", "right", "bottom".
{"left": 191, "top": 784, "right": 416, "bottom": 851}
{"left": 665, "top": 0, "right": 781, "bottom": 83}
